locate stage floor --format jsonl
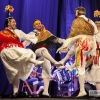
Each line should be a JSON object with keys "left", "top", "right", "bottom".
{"left": 0, "top": 97, "right": 99, "bottom": 100}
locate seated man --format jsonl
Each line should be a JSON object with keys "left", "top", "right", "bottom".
{"left": 26, "top": 70, "right": 38, "bottom": 95}
{"left": 32, "top": 66, "right": 44, "bottom": 97}
{"left": 36, "top": 81, "right": 44, "bottom": 96}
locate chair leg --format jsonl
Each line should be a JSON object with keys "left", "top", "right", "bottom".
{"left": 24, "top": 81, "right": 33, "bottom": 95}
{"left": 22, "top": 82, "right": 25, "bottom": 92}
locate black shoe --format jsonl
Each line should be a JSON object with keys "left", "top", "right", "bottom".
{"left": 50, "top": 95, "right": 62, "bottom": 98}
{"left": 12, "top": 91, "right": 29, "bottom": 98}
{"left": 39, "top": 94, "right": 50, "bottom": 98}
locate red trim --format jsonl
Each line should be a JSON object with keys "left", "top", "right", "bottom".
{"left": 37, "top": 45, "right": 46, "bottom": 49}
{"left": 5, "top": 29, "right": 20, "bottom": 41}
{"left": 88, "top": 19, "right": 90, "bottom": 22}
{"left": 0, "top": 29, "right": 24, "bottom": 51}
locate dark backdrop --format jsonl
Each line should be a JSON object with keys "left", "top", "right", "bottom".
{"left": 0, "top": 0, "right": 99, "bottom": 95}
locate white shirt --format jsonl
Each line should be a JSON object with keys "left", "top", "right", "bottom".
{"left": 11, "top": 29, "right": 38, "bottom": 48}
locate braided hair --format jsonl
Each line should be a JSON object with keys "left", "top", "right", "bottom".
{"left": 4, "top": 17, "right": 14, "bottom": 28}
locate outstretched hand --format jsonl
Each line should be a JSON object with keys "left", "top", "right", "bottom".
{"left": 56, "top": 46, "right": 68, "bottom": 54}
{"left": 56, "top": 38, "right": 72, "bottom": 54}
{"left": 56, "top": 46, "right": 63, "bottom": 54}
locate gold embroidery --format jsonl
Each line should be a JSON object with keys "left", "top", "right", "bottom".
{"left": 37, "top": 30, "right": 52, "bottom": 42}
{"left": 0, "top": 29, "right": 17, "bottom": 39}
{"left": 68, "top": 17, "right": 94, "bottom": 38}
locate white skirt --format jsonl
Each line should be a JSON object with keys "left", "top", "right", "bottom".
{"left": 85, "top": 65, "right": 100, "bottom": 85}
{"left": 0, "top": 47, "right": 36, "bottom": 83}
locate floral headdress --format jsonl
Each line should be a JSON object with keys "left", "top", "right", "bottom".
{"left": 5, "top": 5, "right": 14, "bottom": 17}
{"left": 4, "top": 5, "right": 15, "bottom": 30}
{"left": 94, "top": 10, "right": 100, "bottom": 18}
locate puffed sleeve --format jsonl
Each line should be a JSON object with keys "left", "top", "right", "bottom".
{"left": 14, "top": 29, "right": 38, "bottom": 47}
{"left": 22, "top": 31, "right": 38, "bottom": 48}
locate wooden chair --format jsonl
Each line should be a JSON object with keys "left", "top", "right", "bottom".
{"left": 22, "top": 80, "right": 33, "bottom": 95}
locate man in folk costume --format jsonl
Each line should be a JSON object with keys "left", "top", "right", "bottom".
{"left": 57, "top": 6, "right": 99, "bottom": 97}
{"left": 23, "top": 20, "right": 65, "bottom": 97}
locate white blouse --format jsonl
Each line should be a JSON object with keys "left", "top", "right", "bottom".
{"left": 11, "top": 29, "right": 38, "bottom": 47}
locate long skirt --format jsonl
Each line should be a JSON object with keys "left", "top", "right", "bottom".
{"left": 0, "top": 47, "right": 36, "bottom": 83}
{"left": 85, "top": 65, "right": 100, "bottom": 85}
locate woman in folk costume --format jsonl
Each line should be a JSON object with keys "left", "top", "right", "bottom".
{"left": 0, "top": 5, "right": 44, "bottom": 97}
{"left": 23, "top": 20, "right": 65, "bottom": 97}
{"left": 85, "top": 21, "right": 100, "bottom": 91}
{"left": 57, "top": 6, "right": 99, "bottom": 97}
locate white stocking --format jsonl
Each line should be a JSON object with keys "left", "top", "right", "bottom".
{"left": 28, "top": 58, "right": 44, "bottom": 66}
{"left": 42, "top": 78, "right": 50, "bottom": 96}
{"left": 12, "top": 74, "right": 20, "bottom": 94}
{"left": 41, "top": 49, "right": 62, "bottom": 67}
{"left": 96, "top": 83, "right": 100, "bottom": 90}
{"left": 77, "top": 74, "right": 87, "bottom": 97}
{"left": 59, "top": 48, "right": 75, "bottom": 65}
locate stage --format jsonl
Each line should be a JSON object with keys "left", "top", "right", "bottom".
{"left": 0, "top": 96, "right": 99, "bottom": 100}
